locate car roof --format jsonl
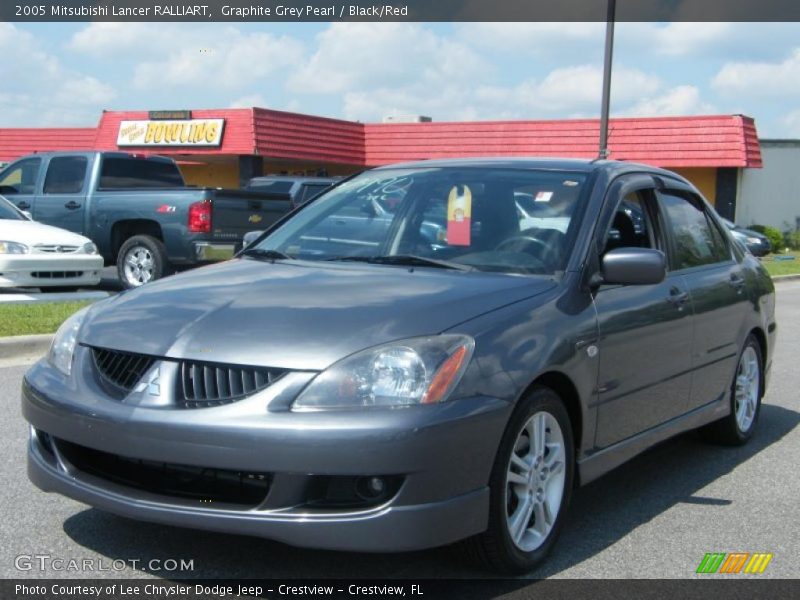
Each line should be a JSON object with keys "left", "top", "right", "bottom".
{"left": 370, "top": 157, "right": 686, "bottom": 181}
{"left": 248, "top": 176, "right": 340, "bottom": 184}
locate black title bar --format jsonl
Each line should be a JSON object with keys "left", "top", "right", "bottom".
{"left": 4, "top": 0, "right": 800, "bottom": 22}
{"left": 4, "top": 579, "right": 800, "bottom": 600}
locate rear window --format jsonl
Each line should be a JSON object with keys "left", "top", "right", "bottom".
{"left": 99, "top": 157, "right": 184, "bottom": 189}
{"left": 247, "top": 180, "right": 294, "bottom": 193}
{"left": 298, "top": 183, "right": 332, "bottom": 204}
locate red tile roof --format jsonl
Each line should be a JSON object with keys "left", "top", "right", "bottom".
{"left": 253, "top": 108, "right": 365, "bottom": 166}
{"left": 0, "top": 128, "right": 97, "bottom": 162}
{"left": 363, "top": 115, "right": 763, "bottom": 168}
{"left": 0, "top": 110, "right": 762, "bottom": 169}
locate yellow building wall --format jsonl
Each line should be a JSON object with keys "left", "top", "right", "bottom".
{"left": 179, "top": 162, "right": 240, "bottom": 188}
{"left": 670, "top": 167, "right": 718, "bottom": 205}
{"left": 261, "top": 161, "right": 360, "bottom": 177}
{"left": 177, "top": 159, "right": 360, "bottom": 189}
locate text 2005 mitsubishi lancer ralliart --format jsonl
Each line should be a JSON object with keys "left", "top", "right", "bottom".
{"left": 23, "top": 159, "right": 775, "bottom": 572}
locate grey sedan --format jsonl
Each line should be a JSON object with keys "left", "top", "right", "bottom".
{"left": 22, "top": 159, "right": 775, "bottom": 573}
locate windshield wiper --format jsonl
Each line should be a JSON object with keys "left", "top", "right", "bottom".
{"left": 326, "top": 254, "right": 473, "bottom": 271}
{"left": 240, "top": 248, "right": 293, "bottom": 261}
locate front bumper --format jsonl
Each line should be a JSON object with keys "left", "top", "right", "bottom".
{"left": 0, "top": 254, "right": 103, "bottom": 288}
{"left": 22, "top": 355, "right": 510, "bottom": 552}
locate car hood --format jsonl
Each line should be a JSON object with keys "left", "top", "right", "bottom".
{"left": 0, "top": 219, "right": 91, "bottom": 247}
{"left": 81, "top": 258, "right": 555, "bottom": 371}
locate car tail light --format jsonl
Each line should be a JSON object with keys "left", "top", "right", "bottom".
{"left": 188, "top": 200, "right": 212, "bottom": 233}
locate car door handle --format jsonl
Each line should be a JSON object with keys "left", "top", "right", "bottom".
{"left": 729, "top": 274, "right": 746, "bottom": 291}
{"left": 64, "top": 201, "right": 82, "bottom": 210}
{"left": 666, "top": 288, "right": 689, "bottom": 307}
{"left": 17, "top": 201, "right": 31, "bottom": 210}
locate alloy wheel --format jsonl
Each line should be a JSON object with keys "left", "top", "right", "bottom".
{"left": 504, "top": 411, "right": 566, "bottom": 552}
{"left": 123, "top": 246, "right": 155, "bottom": 287}
{"left": 735, "top": 345, "right": 760, "bottom": 432}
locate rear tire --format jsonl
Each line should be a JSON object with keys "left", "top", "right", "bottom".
{"left": 117, "top": 235, "right": 171, "bottom": 289}
{"left": 700, "top": 334, "right": 763, "bottom": 445}
{"left": 461, "top": 386, "right": 574, "bottom": 573}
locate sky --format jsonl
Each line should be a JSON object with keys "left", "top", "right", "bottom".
{"left": 2, "top": 21, "right": 800, "bottom": 137}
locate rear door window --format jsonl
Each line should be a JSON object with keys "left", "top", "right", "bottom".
{"left": 43, "top": 156, "right": 88, "bottom": 194}
{"left": 659, "top": 191, "right": 730, "bottom": 269}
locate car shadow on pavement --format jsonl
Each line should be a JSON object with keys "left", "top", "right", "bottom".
{"left": 62, "top": 403, "right": 799, "bottom": 582}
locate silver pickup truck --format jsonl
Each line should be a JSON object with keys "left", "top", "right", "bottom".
{"left": 0, "top": 152, "right": 289, "bottom": 288}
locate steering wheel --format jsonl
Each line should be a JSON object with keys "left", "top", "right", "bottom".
{"left": 495, "top": 235, "right": 549, "bottom": 255}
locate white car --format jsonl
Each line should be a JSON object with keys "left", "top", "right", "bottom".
{"left": 0, "top": 195, "right": 103, "bottom": 289}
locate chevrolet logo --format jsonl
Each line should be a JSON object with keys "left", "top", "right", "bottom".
{"left": 248, "top": 214, "right": 263, "bottom": 224}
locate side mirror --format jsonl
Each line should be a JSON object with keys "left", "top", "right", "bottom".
{"left": 601, "top": 247, "right": 666, "bottom": 286}
{"left": 242, "top": 230, "right": 264, "bottom": 249}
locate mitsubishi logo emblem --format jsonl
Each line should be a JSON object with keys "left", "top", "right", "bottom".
{"left": 134, "top": 366, "right": 161, "bottom": 396}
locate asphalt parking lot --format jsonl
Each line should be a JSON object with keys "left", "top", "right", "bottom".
{"left": 0, "top": 281, "right": 798, "bottom": 581}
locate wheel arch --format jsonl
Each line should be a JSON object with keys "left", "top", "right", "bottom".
{"left": 111, "top": 220, "right": 164, "bottom": 258}
{"left": 748, "top": 326, "right": 768, "bottom": 398}
{"left": 519, "top": 370, "right": 583, "bottom": 458}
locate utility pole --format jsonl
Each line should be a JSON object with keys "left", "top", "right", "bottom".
{"left": 598, "top": 0, "right": 616, "bottom": 159}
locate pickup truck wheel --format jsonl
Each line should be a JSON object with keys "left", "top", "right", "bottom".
{"left": 117, "top": 235, "right": 171, "bottom": 289}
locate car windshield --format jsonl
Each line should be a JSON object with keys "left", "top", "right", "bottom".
{"left": 0, "top": 196, "right": 25, "bottom": 220}
{"left": 253, "top": 167, "right": 588, "bottom": 275}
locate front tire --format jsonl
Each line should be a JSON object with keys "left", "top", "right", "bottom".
{"left": 463, "top": 386, "right": 574, "bottom": 573}
{"left": 701, "top": 334, "right": 763, "bottom": 445}
{"left": 117, "top": 235, "right": 170, "bottom": 289}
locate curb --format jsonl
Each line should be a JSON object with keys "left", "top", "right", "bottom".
{"left": 772, "top": 274, "right": 800, "bottom": 283}
{"left": 0, "top": 290, "right": 110, "bottom": 304}
{"left": 0, "top": 333, "right": 53, "bottom": 362}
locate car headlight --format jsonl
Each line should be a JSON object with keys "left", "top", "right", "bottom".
{"left": 292, "top": 335, "right": 475, "bottom": 410}
{"left": 81, "top": 242, "right": 99, "bottom": 255}
{"left": 746, "top": 237, "right": 762, "bottom": 245}
{"left": 48, "top": 306, "right": 90, "bottom": 376}
{"left": 0, "top": 241, "right": 29, "bottom": 254}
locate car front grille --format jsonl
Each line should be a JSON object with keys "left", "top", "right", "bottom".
{"left": 180, "top": 360, "right": 285, "bottom": 408}
{"left": 34, "top": 244, "right": 80, "bottom": 253}
{"left": 55, "top": 438, "right": 271, "bottom": 507}
{"left": 89, "top": 346, "right": 286, "bottom": 408}
{"left": 92, "top": 347, "right": 156, "bottom": 392}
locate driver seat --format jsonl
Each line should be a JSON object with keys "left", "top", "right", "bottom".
{"left": 606, "top": 211, "right": 638, "bottom": 252}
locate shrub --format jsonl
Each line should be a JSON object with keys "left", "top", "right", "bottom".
{"left": 784, "top": 229, "right": 800, "bottom": 251}
{"left": 749, "top": 225, "right": 784, "bottom": 253}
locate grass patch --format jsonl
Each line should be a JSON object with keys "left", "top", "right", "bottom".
{"left": 762, "top": 251, "right": 800, "bottom": 278}
{"left": 0, "top": 301, "right": 91, "bottom": 337}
